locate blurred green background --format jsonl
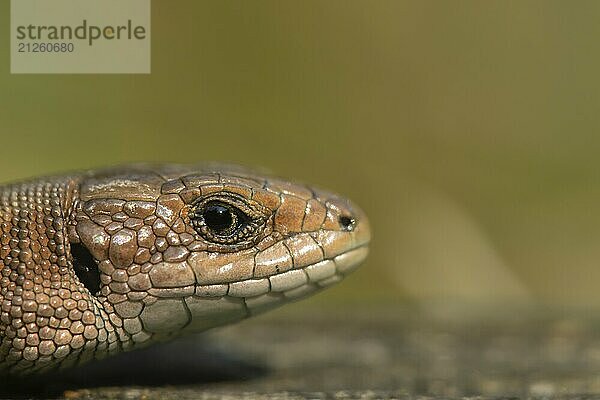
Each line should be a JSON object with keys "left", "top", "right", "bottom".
{"left": 3, "top": 1, "right": 600, "bottom": 314}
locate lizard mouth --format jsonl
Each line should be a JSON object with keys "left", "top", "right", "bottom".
{"left": 231, "top": 242, "right": 369, "bottom": 315}
{"left": 138, "top": 214, "right": 370, "bottom": 335}
{"left": 143, "top": 240, "right": 369, "bottom": 305}
{"left": 139, "top": 243, "right": 369, "bottom": 335}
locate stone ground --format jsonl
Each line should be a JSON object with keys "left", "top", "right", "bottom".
{"left": 4, "top": 307, "right": 600, "bottom": 399}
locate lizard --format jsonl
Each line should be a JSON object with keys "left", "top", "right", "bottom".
{"left": 0, "top": 164, "right": 370, "bottom": 375}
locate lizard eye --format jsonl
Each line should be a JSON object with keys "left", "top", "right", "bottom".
{"left": 202, "top": 201, "right": 248, "bottom": 236}
{"left": 190, "top": 193, "right": 270, "bottom": 246}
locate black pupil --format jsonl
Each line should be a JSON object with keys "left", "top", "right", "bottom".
{"left": 204, "top": 203, "right": 235, "bottom": 232}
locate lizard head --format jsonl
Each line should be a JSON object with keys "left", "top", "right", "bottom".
{"left": 72, "top": 164, "right": 370, "bottom": 344}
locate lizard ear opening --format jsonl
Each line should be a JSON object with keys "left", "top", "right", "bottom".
{"left": 71, "top": 243, "right": 101, "bottom": 295}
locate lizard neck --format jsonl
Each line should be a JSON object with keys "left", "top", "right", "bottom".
{"left": 0, "top": 178, "right": 129, "bottom": 374}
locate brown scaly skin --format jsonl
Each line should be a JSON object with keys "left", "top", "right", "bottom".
{"left": 0, "top": 164, "right": 370, "bottom": 375}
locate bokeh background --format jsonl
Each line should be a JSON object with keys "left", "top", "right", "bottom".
{"left": 2, "top": 1, "right": 600, "bottom": 317}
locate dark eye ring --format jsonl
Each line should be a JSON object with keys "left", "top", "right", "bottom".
{"left": 190, "top": 193, "right": 270, "bottom": 246}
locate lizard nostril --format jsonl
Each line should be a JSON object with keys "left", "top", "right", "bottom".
{"left": 338, "top": 215, "right": 356, "bottom": 231}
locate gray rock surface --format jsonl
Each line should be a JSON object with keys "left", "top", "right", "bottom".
{"left": 4, "top": 307, "right": 600, "bottom": 399}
